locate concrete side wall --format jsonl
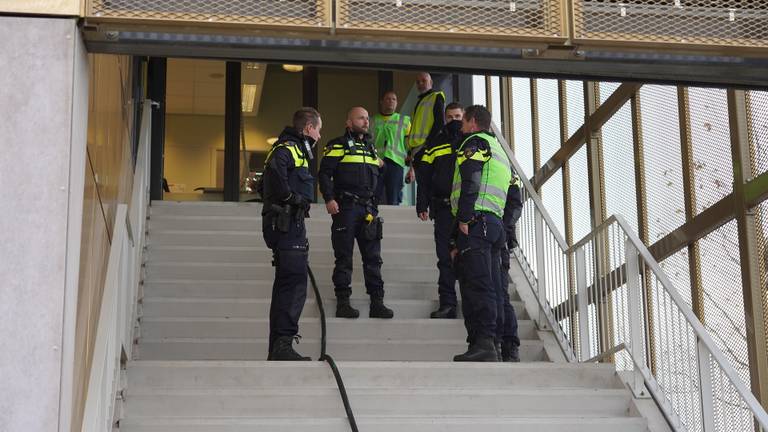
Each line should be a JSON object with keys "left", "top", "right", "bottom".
{"left": 0, "top": 16, "right": 87, "bottom": 432}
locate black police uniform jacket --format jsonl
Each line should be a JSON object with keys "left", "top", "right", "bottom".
{"left": 415, "top": 119, "right": 463, "bottom": 214}
{"left": 261, "top": 127, "right": 315, "bottom": 211}
{"left": 318, "top": 129, "right": 381, "bottom": 202}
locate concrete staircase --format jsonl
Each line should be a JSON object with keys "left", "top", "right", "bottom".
{"left": 120, "top": 201, "right": 653, "bottom": 432}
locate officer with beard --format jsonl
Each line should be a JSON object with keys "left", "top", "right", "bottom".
{"left": 415, "top": 102, "right": 464, "bottom": 318}
{"left": 319, "top": 107, "right": 394, "bottom": 320}
{"left": 261, "top": 107, "right": 322, "bottom": 361}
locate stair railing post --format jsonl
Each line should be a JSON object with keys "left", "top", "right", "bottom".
{"left": 534, "top": 207, "right": 548, "bottom": 330}
{"left": 576, "top": 247, "right": 590, "bottom": 361}
{"left": 698, "top": 338, "right": 716, "bottom": 432}
{"left": 625, "top": 238, "right": 647, "bottom": 397}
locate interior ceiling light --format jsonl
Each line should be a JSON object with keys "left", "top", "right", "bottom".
{"left": 282, "top": 64, "right": 304, "bottom": 73}
{"left": 241, "top": 84, "right": 258, "bottom": 112}
{"left": 245, "top": 62, "right": 260, "bottom": 70}
{"left": 266, "top": 137, "right": 278, "bottom": 145}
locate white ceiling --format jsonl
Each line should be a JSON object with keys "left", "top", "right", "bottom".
{"left": 166, "top": 58, "right": 266, "bottom": 117}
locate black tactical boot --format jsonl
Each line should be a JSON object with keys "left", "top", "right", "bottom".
{"left": 268, "top": 336, "right": 311, "bottom": 361}
{"left": 501, "top": 339, "right": 520, "bottom": 362}
{"left": 369, "top": 297, "right": 394, "bottom": 319}
{"left": 335, "top": 296, "right": 360, "bottom": 319}
{"left": 453, "top": 336, "right": 498, "bottom": 362}
{"left": 430, "top": 305, "right": 457, "bottom": 319}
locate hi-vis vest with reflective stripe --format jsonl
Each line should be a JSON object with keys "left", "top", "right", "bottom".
{"left": 266, "top": 141, "right": 309, "bottom": 168}
{"left": 323, "top": 138, "right": 380, "bottom": 166}
{"left": 450, "top": 132, "right": 512, "bottom": 219}
{"left": 409, "top": 90, "right": 445, "bottom": 149}
{"left": 420, "top": 142, "right": 453, "bottom": 165}
{"left": 371, "top": 113, "right": 410, "bottom": 167}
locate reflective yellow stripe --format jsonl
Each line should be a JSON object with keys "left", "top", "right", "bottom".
{"left": 324, "top": 149, "right": 345, "bottom": 157}
{"left": 266, "top": 142, "right": 308, "bottom": 168}
{"left": 421, "top": 144, "right": 453, "bottom": 164}
{"left": 339, "top": 155, "right": 380, "bottom": 166}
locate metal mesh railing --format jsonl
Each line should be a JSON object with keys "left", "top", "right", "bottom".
{"left": 88, "top": 0, "right": 330, "bottom": 28}
{"left": 499, "top": 119, "right": 768, "bottom": 432}
{"left": 689, "top": 88, "right": 733, "bottom": 213}
{"left": 336, "top": 0, "right": 565, "bottom": 39}
{"left": 573, "top": 0, "right": 768, "bottom": 48}
{"left": 748, "top": 90, "right": 768, "bottom": 174}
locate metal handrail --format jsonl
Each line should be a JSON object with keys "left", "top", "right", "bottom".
{"left": 492, "top": 121, "right": 768, "bottom": 431}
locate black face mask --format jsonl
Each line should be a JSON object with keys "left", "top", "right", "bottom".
{"left": 446, "top": 119, "right": 462, "bottom": 135}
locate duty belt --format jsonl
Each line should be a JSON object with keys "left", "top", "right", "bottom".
{"left": 431, "top": 197, "right": 451, "bottom": 208}
{"left": 339, "top": 191, "right": 374, "bottom": 206}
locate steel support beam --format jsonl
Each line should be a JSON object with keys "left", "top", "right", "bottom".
{"left": 531, "top": 82, "right": 642, "bottom": 190}
{"left": 728, "top": 89, "right": 768, "bottom": 411}
{"left": 531, "top": 79, "right": 541, "bottom": 179}
{"left": 223, "top": 61, "right": 241, "bottom": 202}
{"left": 560, "top": 80, "right": 578, "bottom": 346}
{"left": 678, "top": 87, "right": 706, "bottom": 321}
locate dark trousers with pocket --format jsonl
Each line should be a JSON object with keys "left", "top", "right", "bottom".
{"left": 433, "top": 203, "right": 457, "bottom": 307}
{"left": 456, "top": 214, "right": 505, "bottom": 341}
{"left": 331, "top": 201, "right": 385, "bottom": 299}
{"left": 499, "top": 244, "right": 520, "bottom": 347}
{"left": 263, "top": 213, "right": 308, "bottom": 353}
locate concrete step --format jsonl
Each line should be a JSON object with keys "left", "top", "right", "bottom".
{"left": 151, "top": 201, "right": 419, "bottom": 221}
{"left": 136, "top": 338, "right": 548, "bottom": 361}
{"left": 148, "top": 215, "right": 433, "bottom": 236}
{"left": 142, "top": 279, "right": 522, "bottom": 302}
{"left": 146, "top": 245, "right": 439, "bottom": 267}
{"left": 126, "top": 361, "right": 623, "bottom": 391}
{"left": 148, "top": 230, "right": 435, "bottom": 251}
{"left": 144, "top": 262, "right": 441, "bottom": 284}
{"left": 121, "top": 416, "right": 649, "bottom": 432}
{"left": 125, "top": 387, "right": 631, "bottom": 418}
{"left": 139, "top": 317, "right": 539, "bottom": 341}
{"left": 140, "top": 297, "right": 529, "bottom": 320}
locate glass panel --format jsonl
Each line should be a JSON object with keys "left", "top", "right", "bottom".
{"left": 512, "top": 78, "right": 534, "bottom": 179}
{"left": 164, "top": 58, "right": 226, "bottom": 201}
{"left": 473, "top": 75, "right": 486, "bottom": 107}
{"left": 490, "top": 76, "right": 502, "bottom": 131}
{"left": 566, "top": 80, "right": 585, "bottom": 138}
{"left": 537, "top": 79, "right": 561, "bottom": 163}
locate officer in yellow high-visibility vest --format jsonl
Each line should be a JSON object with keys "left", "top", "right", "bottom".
{"left": 405, "top": 72, "right": 445, "bottom": 183}
{"left": 371, "top": 91, "right": 411, "bottom": 205}
{"left": 449, "top": 105, "right": 511, "bottom": 362}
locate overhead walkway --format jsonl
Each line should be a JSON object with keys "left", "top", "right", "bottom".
{"left": 79, "top": 0, "right": 768, "bottom": 86}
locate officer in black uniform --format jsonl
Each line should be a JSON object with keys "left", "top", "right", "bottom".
{"left": 497, "top": 173, "right": 523, "bottom": 362}
{"left": 319, "top": 107, "right": 394, "bottom": 320}
{"left": 261, "top": 107, "right": 322, "bottom": 361}
{"left": 415, "top": 102, "right": 464, "bottom": 318}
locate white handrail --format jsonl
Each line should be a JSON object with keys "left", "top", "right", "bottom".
{"left": 492, "top": 122, "right": 768, "bottom": 432}
{"left": 81, "top": 100, "right": 153, "bottom": 432}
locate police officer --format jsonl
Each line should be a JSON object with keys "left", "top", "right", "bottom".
{"left": 405, "top": 72, "right": 446, "bottom": 184}
{"left": 497, "top": 173, "right": 523, "bottom": 362}
{"left": 261, "top": 107, "right": 322, "bottom": 361}
{"left": 450, "top": 105, "right": 511, "bottom": 362}
{"left": 415, "top": 102, "right": 464, "bottom": 318}
{"left": 371, "top": 91, "right": 411, "bottom": 205}
{"left": 319, "top": 107, "right": 394, "bottom": 319}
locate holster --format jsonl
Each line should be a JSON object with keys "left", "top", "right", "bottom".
{"left": 270, "top": 204, "right": 293, "bottom": 233}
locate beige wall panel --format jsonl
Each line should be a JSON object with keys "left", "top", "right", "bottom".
{"left": 72, "top": 53, "right": 135, "bottom": 432}
{"left": 0, "top": 0, "right": 81, "bottom": 16}
{"left": 87, "top": 54, "right": 134, "bottom": 234}
{"left": 71, "top": 157, "right": 109, "bottom": 432}
{"left": 393, "top": 71, "right": 418, "bottom": 105}
{"left": 319, "top": 68, "right": 378, "bottom": 139}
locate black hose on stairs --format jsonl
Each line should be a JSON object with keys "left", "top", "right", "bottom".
{"left": 307, "top": 265, "right": 360, "bottom": 432}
